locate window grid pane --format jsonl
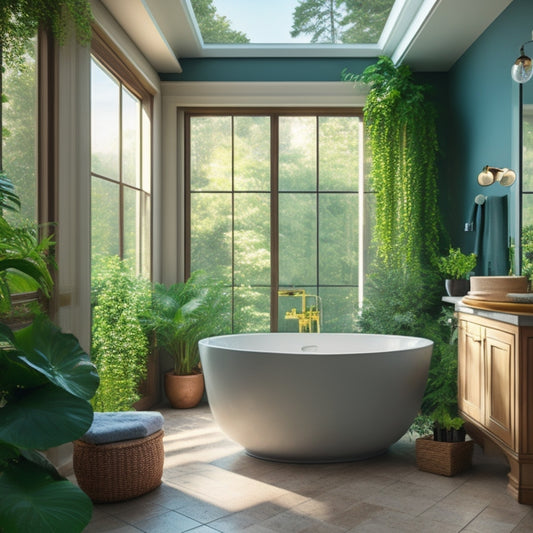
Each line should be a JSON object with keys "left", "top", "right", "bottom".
{"left": 188, "top": 112, "right": 370, "bottom": 333}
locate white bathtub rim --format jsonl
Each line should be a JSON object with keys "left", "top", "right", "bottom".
{"left": 198, "top": 332, "right": 433, "bottom": 356}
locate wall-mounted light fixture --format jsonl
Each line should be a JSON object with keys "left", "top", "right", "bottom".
{"left": 511, "top": 40, "right": 533, "bottom": 83}
{"left": 477, "top": 166, "right": 516, "bottom": 187}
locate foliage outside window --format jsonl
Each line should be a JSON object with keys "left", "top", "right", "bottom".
{"left": 187, "top": 111, "right": 373, "bottom": 333}
{"left": 522, "top": 107, "right": 533, "bottom": 282}
{"left": 2, "top": 38, "right": 37, "bottom": 225}
{"left": 90, "top": 53, "right": 152, "bottom": 277}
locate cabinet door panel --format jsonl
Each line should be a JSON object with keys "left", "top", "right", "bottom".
{"left": 458, "top": 320, "right": 484, "bottom": 421}
{"left": 485, "top": 328, "right": 515, "bottom": 448}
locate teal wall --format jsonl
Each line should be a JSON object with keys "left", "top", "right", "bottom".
{"left": 160, "top": 57, "right": 376, "bottom": 82}
{"left": 445, "top": 0, "right": 531, "bottom": 263}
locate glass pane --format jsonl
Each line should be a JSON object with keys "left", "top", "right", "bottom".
{"left": 123, "top": 187, "right": 139, "bottom": 264}
{"left": 522, "top": 194, "right": 533, "bottom": 280}
{"left": 91, "top": 178, "right": 120, "bottom": 263}
{"left": 279, "top": 117, "right": 316, "bottom": 191}
{"left": 363, "top": 192, "right": 377, "bottom": 277}
{"left": 234, "top": 193, "right": 270, "bottom": 286}
{"left": 91, "top": 59, "right": 120, "bottom": 180}
{"left": 122, "top": 87, "right": 141, "bottom": 187}
{"left": 3, "top": 37, "right": 37, "bottom": 224}
{"left": 234, "top": 287, "right": 270, "bottom": 333}
{"left": 279, "top": 193, "right": 317, "bottom": 286}
{"left": 319, "top": 287, "right": 358, "bottom": 333}
{"left": 190, "top": 192, "right": 232, "bottom": 283}
{"left": 277, "top": 286, "right": 318, "bottom": 332}
{"left": 319, "top": 117, "right": 359, "bottom": 191}
{"left": 140, "top": 192, "right": 151, "bottom": 278}
{"left": 190, "top": 116, "right": 232, "bottom": 191}
{"left": 319, "top": 194, "right": 358, "bottom": 285}
{"left": 142, "top": 105, "right": 151, "bottom": 193}
{"left": 523, "top": 111, "right": 533, "bottom": 192}
{"left": 234, "top": 116, "right": 270, "bottom": 191}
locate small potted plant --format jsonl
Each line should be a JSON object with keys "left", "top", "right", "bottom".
{"left": 415, "top": 405, "right": 473, "bottom": 476}
{"left": 148, "top": 271, "right": 229, "bottom": 408}
{"left": 437, "top": 247, "right": 477, "bottom": 296}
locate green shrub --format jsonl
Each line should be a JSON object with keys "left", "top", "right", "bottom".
{"left": 90, "top": 256, "right": 151, "bottom": 412}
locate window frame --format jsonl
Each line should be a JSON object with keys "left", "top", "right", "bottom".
{"left": 90, "top": 28, "right": 154, "bottom": 278}
{"left": 184, "top": 107, "right": 371, "bottom": 332}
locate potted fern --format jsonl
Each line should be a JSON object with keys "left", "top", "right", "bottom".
{"left": 148, "top": 271, "right": 229, "bottom": 408}
{"left": 437, "top": 247, "right": 477, "bottom": 296}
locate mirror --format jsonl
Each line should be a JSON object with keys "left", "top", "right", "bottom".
{"left": 521, "top": 82, "right": 533, "bottom": 279}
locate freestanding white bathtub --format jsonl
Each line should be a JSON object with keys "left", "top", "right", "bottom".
{"left": 199, "top": 333, "right": 433, "bottom": 463}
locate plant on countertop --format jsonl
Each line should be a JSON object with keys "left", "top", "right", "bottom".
{"left": 149, "top": 270, "right": 230, "bottom": 376}
{"left": 437, "top": 247, "right": 477, "bottom": 280}
{"left": 90, "top": 256, "right": 151, "bottom": 412}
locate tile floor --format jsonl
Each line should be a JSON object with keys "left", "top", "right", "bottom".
{"left": 81, "top": 403, "right": 533, "bottom": 532}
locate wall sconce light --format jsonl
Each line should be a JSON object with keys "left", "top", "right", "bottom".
{"left": 511, "top": 40, "right": 533, "bottom": 83}
{"left": 477, "top": 166, "right": 516, "bottom": 187}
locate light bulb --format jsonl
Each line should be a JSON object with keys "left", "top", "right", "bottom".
{"left": 477, "top": 167, "right": 494, "bottom": 186}
{"left": 511, "top": 55, "right": 533, "bottom": 83}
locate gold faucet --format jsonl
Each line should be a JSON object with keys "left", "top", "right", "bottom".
{"left": 278, "top": 289, "right": 320, "bottom": 333}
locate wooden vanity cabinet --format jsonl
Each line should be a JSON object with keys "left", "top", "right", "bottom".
{"left": 457, "top": 312, "right": 533, "bottom": 504}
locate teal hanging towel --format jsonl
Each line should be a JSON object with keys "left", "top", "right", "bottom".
{"left": 467, "top": 195, "right": 509, "bottom": 276}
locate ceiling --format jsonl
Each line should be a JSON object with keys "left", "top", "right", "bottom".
{"left": 100, "top": 0, "right": 514, "bottom": 73}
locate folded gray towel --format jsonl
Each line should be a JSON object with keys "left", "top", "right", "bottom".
{"left": 81, "top": 411, "right": 164, "bottom": 444}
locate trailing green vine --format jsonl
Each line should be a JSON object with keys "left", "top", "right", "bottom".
{"left": 343, "top": 56, "right": 440, "bottom": 274}
{"left": 345, "top": 57, "right": 454, "bottom": 423}
{"left": 0, "top": 0, "right": 93, "bottom": 67}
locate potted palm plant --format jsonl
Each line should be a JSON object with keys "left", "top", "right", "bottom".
{"left": 149, "top": 271, "right": 229, "bottom": 408}
{"left": 437, "top": 247, "right": 477, "bottom": 296}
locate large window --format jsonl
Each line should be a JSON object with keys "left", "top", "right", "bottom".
{"left": 90, "top": 48, "right": 152, "bottom": 277}
{"left": 186, "top": 110, "right": 373, "bottom": 333}
{"left": 3, "top": 38, "right": 38, "bottom": 225}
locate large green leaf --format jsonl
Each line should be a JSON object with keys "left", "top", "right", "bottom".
{"left": 0, "top": 383, "right": 94, "bottom": 449}
{"left": 0, "top": 458, "right": 92, "bottom": 533}
{"left": 14, "top": 317, "right": 99, "bottom": 400}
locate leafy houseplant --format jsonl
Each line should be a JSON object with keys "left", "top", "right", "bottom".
{"left": 149, "top": 270, "right": 230, "bottom": 408}
{"left": 90, "top": 256, "right": 151, "bottom": 412}
{"left": 0, "top": 316, "right": 99, "bottom": 532}
{"left": 0, "top": 180, "right": 98, "bottom": 531}
{"left": 431, "top": 405, "right": 466, "bottom": 443}
{"left": 437, "top": 247, "right": 476, "bottom": 296}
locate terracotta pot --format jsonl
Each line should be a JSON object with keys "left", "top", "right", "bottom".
{"left": 164, "top": 371, "right": 204, "bottom": 409}
{"left": 445, "top": 278, "right": 469, "bottom": 297}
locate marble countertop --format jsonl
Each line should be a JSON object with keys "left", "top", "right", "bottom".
{"left": 442, "top": 296, "right": 533, "bottom": 326}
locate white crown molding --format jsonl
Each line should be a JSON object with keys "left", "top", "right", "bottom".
{"left": 161, "top": 81, "right": 368, "bottom": 107}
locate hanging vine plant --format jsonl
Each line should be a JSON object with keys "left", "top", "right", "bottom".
{"left": 343, "top": 56, "right": 440, "bottom": 275}
{"left": 0, "top": 0, "right": 93, "bottom": 67}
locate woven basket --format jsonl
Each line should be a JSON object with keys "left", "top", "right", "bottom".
{"left": 415, "top": 435, "right": 474, "bottom": 476}
{"left": 73, "top": 429, "right": 164, "bottom": 503}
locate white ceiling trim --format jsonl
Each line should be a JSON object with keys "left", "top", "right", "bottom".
{"left": 161, "top": 81, "right": 369, "bottom": 108}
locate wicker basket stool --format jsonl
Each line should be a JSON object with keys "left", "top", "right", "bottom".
{"left": 73, "top": 411, "right": 164, "bottom": 503}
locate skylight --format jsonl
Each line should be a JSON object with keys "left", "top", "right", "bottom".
{"left": 191, "top": 0, "right": 396, "bottom": 46}
{"left": 181, "top": 0, "right": 437, "bottom": 60}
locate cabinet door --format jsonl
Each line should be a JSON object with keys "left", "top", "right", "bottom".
{"left": 485, "top": 327, "right": 515, "bottom": 448}
{"left": 458, "top": 319, "right": 484, "bottom": 422}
